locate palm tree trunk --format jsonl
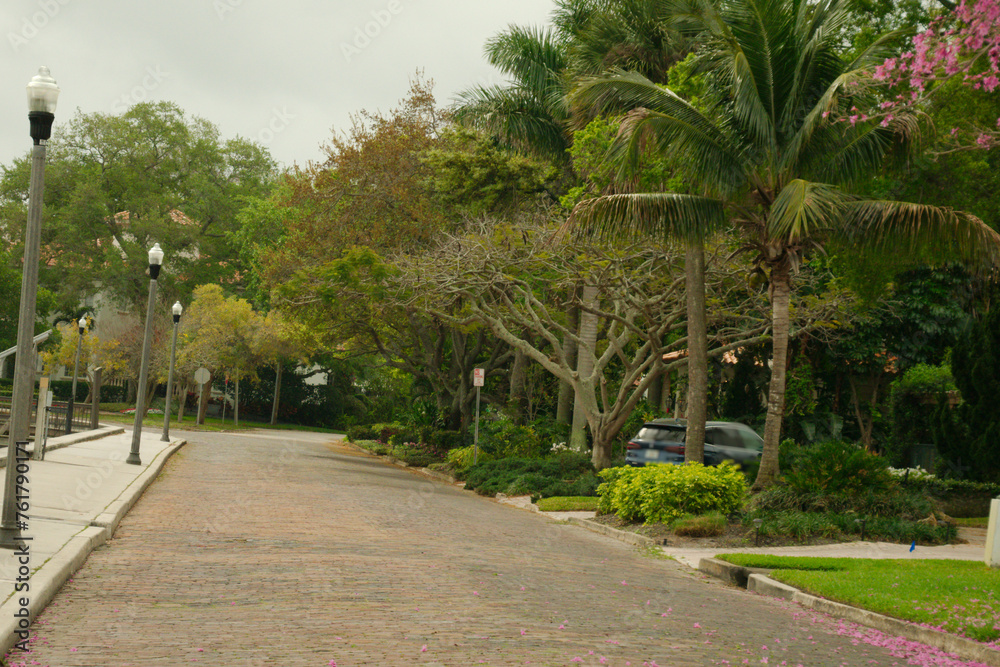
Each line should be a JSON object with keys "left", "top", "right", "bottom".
{"left": 684, "top": 238, "right": 708, "bottom": 463}
{"left": 753, "top": 264, "right": 791, "bottom": 491}
{"left": 571, "top": 284, "right": 599, "bottom": 451}
{"left": 271, "top": 364, "right": 283, "bottom": 425}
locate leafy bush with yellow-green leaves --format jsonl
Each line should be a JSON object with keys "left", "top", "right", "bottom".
{"left": 445, "top": 445, "right": 493, "bottom": 470}
{"left": 597, "top": 463, "right": 747, "bottom": 524}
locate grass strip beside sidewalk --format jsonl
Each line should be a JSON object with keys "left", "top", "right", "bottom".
{"left": 716, "top": 554, "right": 1000, "bottom": 645}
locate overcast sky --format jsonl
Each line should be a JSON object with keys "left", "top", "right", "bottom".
{"left": 0, "top": 0, "right": 556, "bottom": 170}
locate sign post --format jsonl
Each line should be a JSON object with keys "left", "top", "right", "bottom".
{"left": 473, "top": 368, "right": 484, "bottom": 464}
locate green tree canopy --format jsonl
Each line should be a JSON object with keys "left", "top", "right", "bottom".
{"left": 0, "top": 101, "right": 278, "bottom": 317}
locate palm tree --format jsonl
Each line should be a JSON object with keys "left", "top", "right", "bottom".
{"left": 452, "top": 24, "right": 573, "bottom": 165}
{"left": 571, "top": 0, "right": 1000, "bottom": 489}
{"left": 456, "top": 0, "right": 716, "bottom": 463}
{"left": 567, "top": 0, "right": 712, "bottom": 462}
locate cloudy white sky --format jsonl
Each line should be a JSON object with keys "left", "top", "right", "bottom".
{"left": 0, "top": 0, "right": 556, "bottom": 169}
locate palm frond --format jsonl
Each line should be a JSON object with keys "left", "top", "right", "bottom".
{"left": 766, "top": 179, "right": 846, "bottom": 243}
{"left": 451, "top": 85, "right": 569, "bottom": 159}
{"left": 611, "top": 109, "right": 747, "bottom": 193}
{"left": 485, "top": 25, "right": 568, "bottom": 97}
{"left": 840, "top": 200, "right": 1000, "bottom": 269}
{"left": 570, "top": 192, "right": 727, "bottom": 242}
{"left": 571, "top": 71, "right": 747, "bottom": 192}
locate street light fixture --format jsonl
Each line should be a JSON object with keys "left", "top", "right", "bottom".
{"left": 0, "top": 66, "right": 60, "bottom": 549}
{"left": 161, "top": 301, "right": 182, "bottom": 442}
{"left": 64, "top": 315, "right": 86, "bottom": 435}
{"left": 127, "top": 243, "right": 163, "bottom": 465}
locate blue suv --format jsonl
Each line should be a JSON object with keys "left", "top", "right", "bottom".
{"left": 624, "top": 419, "right": 763, "bottom": 467}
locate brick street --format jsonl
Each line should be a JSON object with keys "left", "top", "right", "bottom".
{"left": 7, "top": 430, "right": 952, "bottom": 666}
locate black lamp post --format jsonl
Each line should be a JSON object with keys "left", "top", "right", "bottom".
{"left": 65, "top": 315, "right": 86, "bottom": 435}
{"left": 0, "top": 66, "right": 59, "bottom": 549}
{"left": 161, "top": 301, "right": 182, "bottom": 442}
{"left": 127, "top": 243, "right": 164, "bottom": 465}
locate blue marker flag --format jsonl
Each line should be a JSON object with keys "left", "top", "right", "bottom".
{"left": 909, "top": 541, "right": 916, "bottom": 552}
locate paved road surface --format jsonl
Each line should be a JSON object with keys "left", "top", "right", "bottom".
{"left": 9, "top": 430, "right": 975, "bottom": 666}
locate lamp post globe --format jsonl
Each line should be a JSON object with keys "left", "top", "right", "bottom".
{"left": 127, "top": 243, "right": 164, "bottom": 465}
{"left": 1, "top": 67, "right": 60, "bottom": 549}
{"left": 162, "top": 301, "right": 183, "bottom": 442}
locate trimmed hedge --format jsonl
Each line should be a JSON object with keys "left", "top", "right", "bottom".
{"left": 597, "top": 462, "right": 748, "bottom": 524}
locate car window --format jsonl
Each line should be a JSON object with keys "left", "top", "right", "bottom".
{"left": 714, "top": 427, "right": 745, "bottom": 448}
{"left": 735, "top": 426, "right": 764, "bottom": 452}
{"left": 635, "top": 426, "right": 684, "bottom": 443}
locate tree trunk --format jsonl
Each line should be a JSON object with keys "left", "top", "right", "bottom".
{"left": 647, "top": 370, "right": 663, "bottom": 410}
{"left": 197, "top": 372, "right": 212, "bottom": 425}
{"left": 571, "top": 284, "right": 599, "bottom": 452}
{"left": 508, "top": 346, "right": 528, "bottom": 422}
{"left": 177, "top": 381, "right": 189, "bottom": 422}
{"left": 126, "top": 378, "right": 137, "bottom": 405}
{"left": 556, "top": 305, "right": 579, "bottom": 425}
{"left": 142, "top": 376, "right": 157, "bottom": 416}
{"left": 591, "top": 424, "right": 614, "bottom": 471}
{"left": 753, "top": 264, "right": 792, "bottom": 492}
{"left": 660, "top": 373, "right": 672, "bottom": 414}
{"left": 271, "top": 364, "right": 283, "bottom": 425}
{"left": 849, "top": 374, "right": 882, "bottom": 452}
{"left": 235, "top": 376, "right": 240, "bottom": 427}
{"left": 684, "top": 239, "right": 708, "bottom": 464}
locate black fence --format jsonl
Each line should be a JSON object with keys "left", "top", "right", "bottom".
{"left": 0, "top": 395, "right": 97, "bottom": 437}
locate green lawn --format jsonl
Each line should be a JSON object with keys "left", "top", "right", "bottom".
{"left": 954, "top": 517, "right": 991, "bottom": 528}
{"left": 716, "top": 554, "right": 1000, "bottom": 644}
{"left": 536, "top": 496, "right": 599, "bottom": 512}
{"left": 98, "top": 406, "right": 343, "bottom": 434}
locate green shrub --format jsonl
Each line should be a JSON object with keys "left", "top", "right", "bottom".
{"left": 371, "top": 422, "right": 408, "bottom": 443}
{"left": 480, "top": 420, "right": 543, "bottom": 458}
{"left": 748, "top": 486, "right": 935, "bottom": 520}
{"left": 461, "top": 454, "right": 597, "bottom": 498}
{"left": 388, "top": 430, "right": 422, "bottom": 449}
{"left": 446, "top": 445, "right": 492, "bottom": 472}
{"left": 597, "top": 462, "right": 747, "bottom": 524}
{"left": 782, "top": 440, "right": 895, "bottom": 495}
{"left": 389, "top": 445, "right": 440, "bottom": 468}
{"left": 427, "top": 429, "right": 466, "bottom": 451}
{"left": 346, "top": 425, "right": 376, "bottom": 442}
{"left": 353, "top": 439, "right": 390, "bottom": 456}
{"left": 747, "top": 510, "right": 957, "bottom": 545}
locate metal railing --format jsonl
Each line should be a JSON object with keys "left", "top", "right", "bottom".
{"left": 0, "top": 395, "right": 97, "bottom": 437}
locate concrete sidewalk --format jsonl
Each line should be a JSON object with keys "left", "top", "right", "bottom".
{"left": 0, "top": 426, "right": 185, "bottom": 656}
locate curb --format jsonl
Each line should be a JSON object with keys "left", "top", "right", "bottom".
{"left": 90, "top": 439, "right": 187, "bottom": 535}
{"left": 698, "top": 557, "right": 772, "bottom": 588}
{"left": 563, "top": 517, "right": 655, "bottom": 548}
{"left": 0, "top": 426, "right": 126, "bottom": 467}
{"left": 697, "top": 558, "right": 1000, "bottom": 667}
{"left": 0, "top": 437, "right": 186, "bottom": 658}
{"left": 747, "top": 573, "right": 1000, "bottom": 667}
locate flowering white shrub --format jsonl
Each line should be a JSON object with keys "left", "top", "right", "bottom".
{"left": 888, "top": 466, "right": 935, "bottom": 481}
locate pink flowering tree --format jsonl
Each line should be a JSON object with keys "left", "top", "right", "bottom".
{"left": 871, "top": 0, "right": 1000, "bottom": 149}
